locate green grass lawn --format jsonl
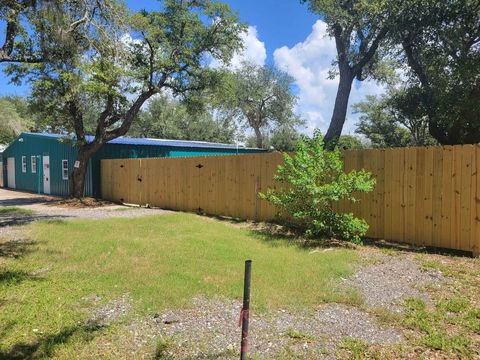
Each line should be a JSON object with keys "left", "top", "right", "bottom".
{"left": 0, "top": 213, "right": 359, "bottom": 358}
{"left": 0, "top": 206, "right": 35, "bottom": 215}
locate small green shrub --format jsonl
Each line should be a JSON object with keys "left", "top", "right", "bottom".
{"left": 260, "top": 131, "right": 375, "bottom": 242}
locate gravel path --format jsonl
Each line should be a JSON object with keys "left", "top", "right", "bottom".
{"left": 86, "top": 293, "right": 133, "bottom": 328}
{"left": 0, "top": 188, "right": 169, "bottom": 237}
{"left": 110, "top": 296, "right": 404, "bottom": 359}
{"left": 344, "top": 256, "right": 445, "bottom": 312}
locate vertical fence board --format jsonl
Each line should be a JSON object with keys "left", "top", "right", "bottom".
{"left": 431, "top": 147, "right": 444, "bottom": 248}
{"left": 452, "top": 147, "right": 463, "bottom": 250}
{"left": 475, "top": 145, "right": 480, "bottom": 256}
{"left": 440, "top": 147, "right": 453, "bottom": 249}
{"left": 375, "top": 149, "right": 386, "bottom": 239}
{"left": 404, "top": 148, "right": 416, "bottom": 243}
{"left": 424, "top": 148, "right": 434, "bottom": 247}
{"left": 460, "top": 146, "right": 473, "bottom": 250}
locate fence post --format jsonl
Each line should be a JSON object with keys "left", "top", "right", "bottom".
{"left": 240, "top": 260, "right": 252, "bottom": 360}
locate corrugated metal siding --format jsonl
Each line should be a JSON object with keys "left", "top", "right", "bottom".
{"left": 90, "top": 144, "right": 263, "bottom": 197}
{"left": 2, "top": 133, "right": 265, "bottom": 198}
{"left": 1, "top": 134, "right": 93, "bottom": 197}
{"left": 90, "top": 143, "right": 170, "bottom": 197}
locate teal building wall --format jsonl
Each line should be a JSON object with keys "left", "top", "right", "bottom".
{"left": 2, "top": 133, "right": 264, "bottom": 198}
{"left": 1, "top": 133, "right": 94, "bottom": 196}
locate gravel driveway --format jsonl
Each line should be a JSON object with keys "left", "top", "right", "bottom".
{"left": 0, "top": 188, "right": 168, "bottom": 221}
{"left": 0, "top": 188, "right": 169, "bottom": 242}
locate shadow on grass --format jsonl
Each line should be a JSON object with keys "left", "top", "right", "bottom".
{"left": 362, "top": 238, "right": 474, "bottom": 258}
{"left": 0, "top": 270, "right": 45, "bottom": 286}
{"left": 0, "top": 196, "right": 60, "bottom": 207}
{"left": 203, "top": 213, "right": 356, "bottom": 251}
{"left": 0, "top": 322, "right": 105, "bottom": 360}
{"left": 203, "top": 212, "right": 475, "bottom": 258}
{"left": 0, "top": 213, "right": 70, "bottom": 228}
{"left": 0, "top": 239, "right": 37, "bottom": 259}
{"left": 247, "top": 222, "right": 355, "bottom": 251}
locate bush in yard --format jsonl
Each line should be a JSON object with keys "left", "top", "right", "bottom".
{"left": 260, "top": 130, "right": 375, "bottom": 243}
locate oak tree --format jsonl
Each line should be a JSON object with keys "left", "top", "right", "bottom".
{"left": 2, "top": 0, "right": 244, "bottom": 197}
{"left": 219, "top": 61, "right": 302, "bottom": 148}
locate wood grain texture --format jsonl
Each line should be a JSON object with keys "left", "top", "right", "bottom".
{"left": 101, "top": 146, "right": 480, "bottom": 255}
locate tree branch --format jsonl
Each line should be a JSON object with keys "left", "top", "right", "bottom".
{"left": 104, "top": 88, "right": 157, "bottom": 141}
{"left": 353, "top": 27, "right": 389, "bottom": 76}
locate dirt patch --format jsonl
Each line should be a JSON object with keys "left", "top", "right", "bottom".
{"left": 86, "top": 294, "right": 133, "bottom": 328}
{"left": 48, "top": 197, "right": 116, "bottom": 208}
{"left": 344, "top": 256, "right": 445, "bottom": 312}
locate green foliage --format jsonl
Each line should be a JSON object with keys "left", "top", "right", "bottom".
{"left": 301, "top": 0, "right": 405, "bottom": 146}
{"left": 336, "top": 135, "right": 367, "bottom": 150}
{"left": 339, "top": 337, "right": 368, "bottom": 359}
{"left": 285, "top": 329, "right": 315, "bottom": 341}
{"left": 354, "top": 94, "right": 437, "bottom": 148}
{"left": 260, "top": 130, "right": 375, "bottom": 242}
{"left": 269, "top": 126, "right": 303, "bottom": 152}
{"left": 245, "top": 125, "right": 302, "bottom": 151}
{"left": 0, "top": 207, "right": 35, "bottom": 216}
{"left": 128, "top": 95, "right": 238, "bottom": 143}
{"left": 216, "top": 61, "right": 303, "bottom": 148}
{"left": 391, "top": 0, "right": 480, "bottom": 144}
{"left": 0, "top": 97, "right": 34, "bottom": 144}
{"left": 154, "top": 336, "right": 175, "bottom": 359}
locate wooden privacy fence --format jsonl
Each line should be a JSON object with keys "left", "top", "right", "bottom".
{"left": 101, "top": 145, "right": 480, "bottom": 256}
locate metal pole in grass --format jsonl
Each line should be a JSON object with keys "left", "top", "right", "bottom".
{"left": 240, "top": 260, "right": 252, "bottom": 360}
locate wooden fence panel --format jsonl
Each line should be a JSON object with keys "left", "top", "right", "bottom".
{"left": 101, "top": 146, "right": 480, "bottom": 255}
{"left": 475, "top": 145, "right": 480, "bottom": 256}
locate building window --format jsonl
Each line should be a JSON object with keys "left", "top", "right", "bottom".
{"left": 22, "top": 156, "right": 27, "bottom": 173}
{"left": 31, "top": 156, "right": 37, "bottom": 173}
{"left": 62, "top": 160, "right": 69, "bottom": 180}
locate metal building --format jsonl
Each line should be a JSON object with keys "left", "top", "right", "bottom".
{"left": 1, "top": 132, "right": 264, "bottom": 197}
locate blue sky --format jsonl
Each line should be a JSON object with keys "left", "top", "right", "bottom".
{"left": 0, "top": 0, "right": 384, "bottom": 133}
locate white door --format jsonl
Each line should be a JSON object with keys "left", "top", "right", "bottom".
{"left": 0, "top": 161, "right": 3, "bottom": 187}
{"left": 43, "top": 155, "right": 50, "bottom": 194}
{"left": 7, "top": 157, "right": 15, "bottom": 189}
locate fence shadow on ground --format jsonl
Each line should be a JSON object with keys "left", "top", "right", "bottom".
{"left": 0, "top": 238, "right": 37, "bottom": 259}
{"left": 206, "top": 213, "right": 474, "bottom": 257}
{"left": 0, "top": 196, "right": 60, "bottom": 207}
{"left": 363, "top": 238, "right": 474, "bottom": 258}
{"left": 247, "top": 223, "right": 356, "bottom": 251}
{"left": 0, "top": 322, "right": 105, "bottom": 360}
{"left": 0, "top": 269, "right": 46, "bottom": 286}
{"left": 0, "top": 213, "right": 71, "bottom": 228}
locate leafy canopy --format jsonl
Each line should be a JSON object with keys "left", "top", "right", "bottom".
{"left": 260, "top": 130, "right": 375, "bottom": 242}
{"left": 354, "top": 93, "right": 436, "bottom": 148}
{"left": 394, "top": 0, "right": 480, "bottom": 144}
{"left": 128, "top": 95, "right": 238, "bottom": 143}
{"left": 216, "top": 61, "right": 303, "bottom": 148}
{"left": 0, "top": 97, "right": 34, "bottom": 144}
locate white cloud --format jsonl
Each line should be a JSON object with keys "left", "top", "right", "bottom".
{"left": 274, "top": 20, "right": 385, "bottom": 135}
{"left": 211, "top": 26, "right": 266, "bottom": 69}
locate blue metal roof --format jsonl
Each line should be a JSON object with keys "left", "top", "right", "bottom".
{"left": 22, "top": 132, "right": 261, "bottom": 150}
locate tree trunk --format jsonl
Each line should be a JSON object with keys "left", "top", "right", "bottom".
{"left": 254, "top": 127, "right": 263, "bottom": 148}
{"left": 324, "top": 71, "right": 354, "bottom": 149}
{"left": 70, "top": 144, "right": 100, "bottom": 198}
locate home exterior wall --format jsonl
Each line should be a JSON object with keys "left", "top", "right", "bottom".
{"left": 1, "top": 133, "right": 94, "bottom": 196}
